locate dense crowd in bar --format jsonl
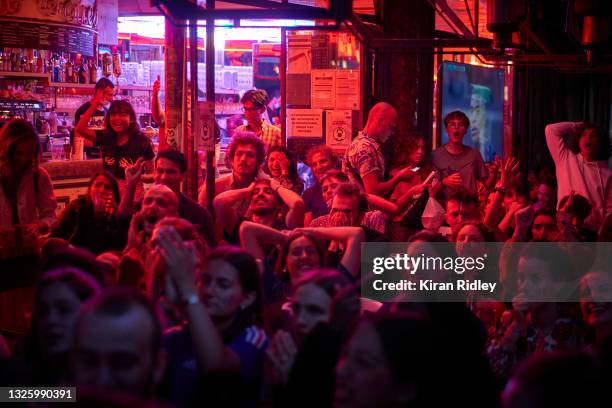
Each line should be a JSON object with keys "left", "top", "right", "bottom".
{"left": 1, "top": 1, "right": 612, "bottom": 407}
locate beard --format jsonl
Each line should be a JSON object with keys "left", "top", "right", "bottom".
{"left": 251, "top": 206, "right": 276, "bottom": 217}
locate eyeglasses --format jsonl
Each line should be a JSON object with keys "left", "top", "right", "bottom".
{"left": 242, "top": 106, "right": 260, "bottom": 113}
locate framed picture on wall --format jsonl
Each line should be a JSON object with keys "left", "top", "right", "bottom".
{"left": 438, "top": 61, "right": 504, "bottom": 162}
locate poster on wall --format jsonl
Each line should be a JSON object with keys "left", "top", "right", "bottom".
{"left": 198, "top": 101, "right": 216, "bottom": 151}
{"left": 287, "top": 109, "right": 323, "bottom": 138}
{"left": 311, "top": 70, "right": 336, "bottom": 109}
{"left": 326, "top": 110, "right": 352, "bottom": 151}
{"left": 439, "top": 62, "right": 504, "bottom": 162}
{"left": 311, "top": 33, "right": 331, "bottom": 69}
{"left": 335, "top": 70, "right": 360, "bottom": 110}
{"left": 288, "top": 33, "right": 312, "bottom": 74}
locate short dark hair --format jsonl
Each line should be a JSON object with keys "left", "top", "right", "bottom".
{"left": 559, "top": 193, "right": 592, "bottom": 221}
{"left": 305, "top": 144, "right": 336, "bottom": 167}
{"left": 540, "top": 177, "right": 557, "bottom": 191}
{"left": 567, "top": 122, "right": 611, "bottom": 161}
{"left": 79, "top": 288, "right": 165, "bottom": 354}
{"left": 447, "top": 189, "right": 479, "bottom": 207}
{"left": 320, "top": 170, "right": 349, "bottom": 185}
{"left": 508, "top": 180, "right": 529, "bottom": 201}
{"left": 225, "top": 132, "right": 266, "bottom": 171}
{"left": 156, "top": 148, "right": 187, "bottom": 173}
{"left": 95, "top": 77, "right": 115, "bottom": 92}
{"left": 240, "top": 89, "right": 269, "bottom": 108}
{"left": 443, "top": 110, "right": 470, "bottom": 128}
{"left": 251, "top": 178, "right": 282, "bottom": 205}
{"left": 334, "top": 182, "right": 369, "bottom": 214}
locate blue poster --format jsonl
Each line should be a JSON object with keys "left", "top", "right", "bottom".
{"left": 440, "top": 62, "right": 504, "bottom": 162}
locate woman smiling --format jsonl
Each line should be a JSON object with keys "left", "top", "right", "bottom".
{"left": 76, "top": 96, "right": 154, "bottom": 187}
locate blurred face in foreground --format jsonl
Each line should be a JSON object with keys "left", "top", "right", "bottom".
{"left": 73, "top": 305, "right": 164, "bottom": 396}
{"left": 291, "top": 282, "right": 331, "bottom": 338}
{"left": 36, "top": 282, "right": 82, "bottom": 357}
{"left": 335, "top": 321, "right": 397, "bottom": 408}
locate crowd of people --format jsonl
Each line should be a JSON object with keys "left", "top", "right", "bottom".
{"left": 0, "top": 84, "right": 611, "bottom": 408}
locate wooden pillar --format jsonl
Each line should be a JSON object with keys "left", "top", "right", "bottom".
{"left": 205, "top": 0, "right": 216, "bottom": 212}
{"left": 163, "top": 18, "right": 185, "bottom": 150}
{"left": 379, "top": 0, "right": 435, "bottom": 167}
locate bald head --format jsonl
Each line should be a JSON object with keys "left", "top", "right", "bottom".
{"left": 140, "top": 184, "right": 179, "bottom": 235}
{"left": 364, "top": 102, "right": 398, "bottom": 143}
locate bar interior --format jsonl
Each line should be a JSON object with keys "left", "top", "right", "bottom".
{"left": 0, "top": 1, "right": 611, "bottom": 407}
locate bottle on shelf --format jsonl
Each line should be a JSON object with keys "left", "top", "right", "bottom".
{"left": 102, "top": 53, "right": 111, "bottom": 77}
{"left": 112, "top": 53, "right": 121, "bottom": 78}
{"left": 59, "top": 53, "right": 66, "bottom": 82}
{"left": 27, "top": 49, "right": 34, "bottom": 73}
{"left": 78, "top": 55, "right": 87, "bottom": 84}
{"left": 46, "top": 52, "right": 53, "bottom": 75}
{"left": 10, "top": 49, "right": 17, "bottom": 72}
{"left": 36, "top": 50, "right": 43, "bottom": 73}
{"left": 20, "top": 49, "right": 27, "bottom": 72}
{"left": 53, "top": 54, "right": 61, "bottom": 82}
{"left": 65, "top": 54, "right": 73, "bottom": 83}
{"left": 89, "top": 57, "right": 97, "bottom": 84}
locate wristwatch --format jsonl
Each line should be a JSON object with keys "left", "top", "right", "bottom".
{"left": 182, "top": 293, "right": 200, "bottom": 307}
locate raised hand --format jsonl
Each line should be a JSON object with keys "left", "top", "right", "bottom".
{"left": 126, "top": 212, "right": 146, "bottom": 250}
{"left": 154, "top": 225, "right": 200, "bottom": 297}
{"left": 514, "top": 205, "right": 535, "bottom": 230}
{"left": 153, "top": 75, "right": 161, "bottom": 95}
{"left": 269, "top": 177, "right": 281, "bottom": 193}
{"left": 266, "top": 330, "right": 298, "bottom": 385}
{"left": 486, "top": 155, "right": 501, "bottom": 183}
{"left": 499, "top": 157, "right": 520, "bottom": 189}
{"left": 557, "top": 190, "right": 575, "bottom": 233}
{"left": 124, "top": 157, "right": 145, "bottom": 188}
{"left": 92, "top": 89, "right": 107, "bottom": 109}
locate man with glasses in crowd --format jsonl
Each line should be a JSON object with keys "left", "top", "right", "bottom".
{"left": 236, "top": 89, "right": 281, "bottom": 152}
